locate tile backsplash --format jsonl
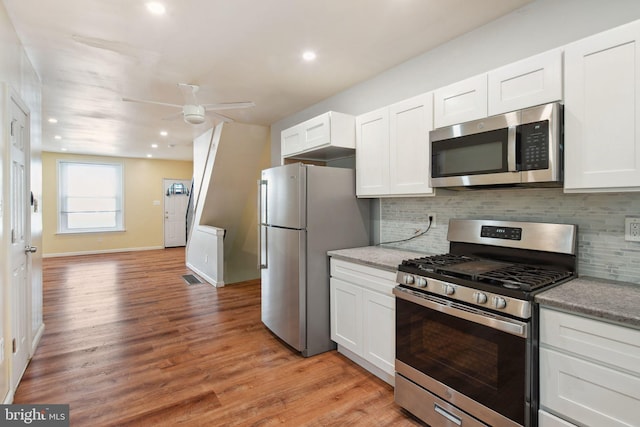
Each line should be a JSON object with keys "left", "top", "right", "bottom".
{"left": 380, "top": 188, "right": 640, "bottom": 285}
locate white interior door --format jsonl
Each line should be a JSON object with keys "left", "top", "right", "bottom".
{"left": 9, "top": 91, "right": 31, "bottom": 391}
{"left": 163, "top": 179, "right": 190, "bottom": 247}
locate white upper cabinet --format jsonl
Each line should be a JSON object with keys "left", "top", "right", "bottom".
{"left": 564, "top": 20, "right": 640, "bottom": 192}
{"left": 281, "top": 111, "right": 355, "bottom": 161}
{"left": 356, "top": 107, "right": 390, "bottom": 196}
{"left": 389, "top": 93, "right": 434, "bottom": 195}
{"left": 434, "top": 74, "right": 487, "bottom": 128}
{"left": 488, "top": 49, "right": 563, "bottom": 116}
{"left": 434, "top": 49, "right": 563, "bottom": 129}
{"left": 356, "top": 93, "right": 434, "bottom": 197}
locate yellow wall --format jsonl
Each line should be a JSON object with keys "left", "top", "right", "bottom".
{"left": 42, "top": 152, "right": 193, "bottom": 256}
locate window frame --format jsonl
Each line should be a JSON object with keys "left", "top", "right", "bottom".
{"left": 57, "top": 160, "right": 125, "bottom": 234}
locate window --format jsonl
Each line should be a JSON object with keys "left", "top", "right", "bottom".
{"left": 58, "top": 161, "right": 124, "bottom": 233}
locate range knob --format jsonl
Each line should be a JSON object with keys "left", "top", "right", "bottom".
{"left": 404, "top": 275, "right": 415, "bottom": 285}
{"left": 443, "top": 284, "right": 455, "bottom": 295}
{"left": 492, "top": 296, "right": 507, "bottom": 309}
{"left": 416, "top": 277, "right": 427, "bottom": 288}
{"left": 473, "top": 292, "right": 488, "bottom": 304}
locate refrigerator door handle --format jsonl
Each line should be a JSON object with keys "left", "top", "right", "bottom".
{"left": 258, "top": 179, "right": 268, "bottom": 269}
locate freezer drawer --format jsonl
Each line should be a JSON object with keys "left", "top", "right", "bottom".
{"left": 260, "top": 226, "right": 306, "bottom": 351}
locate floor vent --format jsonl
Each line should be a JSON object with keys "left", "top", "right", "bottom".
{"left": 182, "top": 274, "right": 202, "bottom": 285}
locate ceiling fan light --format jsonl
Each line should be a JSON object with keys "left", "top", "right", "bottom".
{"left": 183, "top": 105, "right": 206, "bottom": 125}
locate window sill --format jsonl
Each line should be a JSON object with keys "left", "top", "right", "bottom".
{"left": 56, "top": 229, "right": 126, "bottom": 235}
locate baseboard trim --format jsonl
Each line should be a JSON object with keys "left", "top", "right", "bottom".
{"left": 31, "top": 323, "right": 45, "bottom": 357}
{"left": 43, "top": 246, "right": 165, "bottom": 258}
{"left": 186, "top": 262, "right": 224, "bottom": 287}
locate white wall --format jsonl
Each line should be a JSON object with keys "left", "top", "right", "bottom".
{"left": 270, "top": 0, "right": 640, "bottom": 165}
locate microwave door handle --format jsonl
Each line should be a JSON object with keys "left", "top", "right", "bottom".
{"left": 507, "top": 125, "right": 517, "bottom": 172}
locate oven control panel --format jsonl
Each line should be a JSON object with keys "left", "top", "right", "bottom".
{"left": 396, "top": 272, "right": 531, "bottom": 319}
{"left": 480, "top": 225, "right": 522, "bottom": 240}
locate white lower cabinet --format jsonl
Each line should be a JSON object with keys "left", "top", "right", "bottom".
{"left": 330, "top": 258, "right": 396, "bottom": 385}
{"left": 538, "top": 410, "right": 577, "bottom": 427}
{"left": 539, "top": 308, "right": 640, "bottom": 427}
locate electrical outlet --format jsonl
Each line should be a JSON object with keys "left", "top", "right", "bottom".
{"left": 625, "top": 217, "right": 640, "bottom": 242}
{"left": 428, "top": 213, "right": 437, "bottom": 228}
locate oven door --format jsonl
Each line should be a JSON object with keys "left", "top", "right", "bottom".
{"left": 430, "top": 111, "right": 519, "bottom": 187}
{"left": 394, "top": 287, "right": 530, "bottom": 427}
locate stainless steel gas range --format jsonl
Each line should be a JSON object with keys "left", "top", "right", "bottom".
{"left": 393, "top": 219, "right": 577, "bottom": 427}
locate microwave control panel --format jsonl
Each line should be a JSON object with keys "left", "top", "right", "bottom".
{"left": 518, "top": 120, "right": 549, "bottom": 171}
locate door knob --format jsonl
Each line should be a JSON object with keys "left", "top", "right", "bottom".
{"left": 25, "top": 246, "right": 37, "bottom": 253}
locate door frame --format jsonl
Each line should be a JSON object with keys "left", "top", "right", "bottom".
{"left": 163, "top": 178, "right": 191, "bottom": 248}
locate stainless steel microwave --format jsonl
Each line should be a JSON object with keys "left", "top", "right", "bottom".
{"left": 430, "top": 102, "right": 563, "bottom": 188}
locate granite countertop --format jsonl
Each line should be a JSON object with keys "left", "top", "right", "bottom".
{"left": 536, "top": 277, "right": 640, "bottom": 329}
{"left": 327, "top": 245, "right": 428, "bottom": 272}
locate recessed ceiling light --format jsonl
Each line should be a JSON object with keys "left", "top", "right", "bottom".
{"left": 160, "top": 130, "right": 168, "bottom": 136}
{"left": 151, "top": 143, "right": 158, "bottom": 148}
{"left": 146, "top": 154, "right": 153, "bottom": 158}
{"left": 302, "top": 51, "right": 317, "bottom": 61}
{"left": 146, "top": 2, "right": 166, "bottom": 15}
{"left": 61, "top": 148, "right": 67, "bottom": 152}
{"left": 54, "top": 135, "right": 62, "bottom": 140}
{"left": 48, "top": 118, "right": 58, "bottom": 124}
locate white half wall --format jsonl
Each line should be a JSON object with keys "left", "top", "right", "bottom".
{"left": 186, "top": 122, "right": 270, "bottom": 286}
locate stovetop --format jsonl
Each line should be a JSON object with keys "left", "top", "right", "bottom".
{"left": 394, "top": 219, "right": 578, "bottom": 319}
{"left": 399, "top": 253, "right": 573, "bottom": 292}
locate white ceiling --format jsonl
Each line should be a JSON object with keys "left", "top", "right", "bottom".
{"left": 3, "top": 0, "right": 531, "bottom": 161}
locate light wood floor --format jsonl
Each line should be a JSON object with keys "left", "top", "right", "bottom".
{"left": 14, "top": 248, "right": 425, "bottom": 426}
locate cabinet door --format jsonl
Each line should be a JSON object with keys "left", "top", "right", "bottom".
{"left": 362, "top": 289, "right": 395, "bottom": 375}
{"left": 564, "top": 20, "right": 640, "bottom": 192}
{"left": 540, "top": 347, "right": 640, "bottom": 427}
{"left": 488, "top": 49, "right": 563, "bottom": 115}
{"left": 301, "top": 112, "right": 331, "bottom": 151}
{"left": 330, "top": 277, "right": 363, "bottom": 355}
{"left": 434, "top": 74, "right": 487, "bottom": 128}
{"left": 389, "top": 93, "right": 435, "bottom": 196}
{"left": 281, "top": 124, "right": 302, "bottom": 157}
{"left": 538, "top": 410, "right": 577, "bottom": 427}
{"left": 356, "top": 108, "right": 390, "bottom": 196}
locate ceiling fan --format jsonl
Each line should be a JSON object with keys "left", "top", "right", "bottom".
{"left": 122, "top": 83, "right": 255, "bottom": 125}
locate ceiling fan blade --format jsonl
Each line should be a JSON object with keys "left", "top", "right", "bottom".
{"left": 209, "top": 111, "right": 235, "bottom": 123}
{"left": 202, "top": 101, "right": 255, "bottom": 111}
{"left": 177, "top": 83, "right": 199, "bottom": 104}
{"left": 122, "top": 97, "right": 182, "bottom": 109}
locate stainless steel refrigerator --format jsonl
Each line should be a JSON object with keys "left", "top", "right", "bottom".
{"left": 258, "top": 163, "right": 370, "bottom": 357}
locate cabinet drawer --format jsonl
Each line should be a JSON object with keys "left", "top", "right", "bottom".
{"left": 330, "top": 259, "right": 396, "bottom": 295}
{"left": 540, "top": 347, "right": 640, "bottom": 427}
{"left": 540, "top": 308, "right": 640, "bottom": 375}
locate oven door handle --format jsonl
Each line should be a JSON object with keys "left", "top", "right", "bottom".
{"left": 393, "top": 287, "right": 528, "bottom": 338}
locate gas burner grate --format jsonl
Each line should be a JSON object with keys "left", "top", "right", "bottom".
{"left": 401, "top": 254, "right": 477, "bottom": 272}
{"left": 476, "top": 265, "right": 572, "bottom": 291}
